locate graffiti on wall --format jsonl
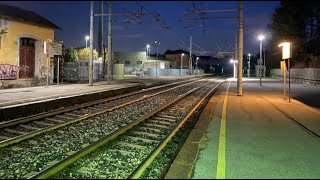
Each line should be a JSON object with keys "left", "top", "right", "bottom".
{"left": 0, "top": 64, "right": 19, "bottom": 79}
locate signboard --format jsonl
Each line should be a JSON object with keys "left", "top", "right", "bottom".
{"left": 44, "top": 40, "right": 62, "bottom": 55}
{"left": 47, "top": 42, "right": 62, "bottom": 55}
{"left": 278, "top": 42, "right": 291, "bottom": 60}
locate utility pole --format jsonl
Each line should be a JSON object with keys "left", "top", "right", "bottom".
{"left": 237, "top": 1, "right": 243, "bottom": 96}
{"left": 189, "top": 36, "right": 192, "bottom": 76}
{"left": 89, "top": 1, "right": 94, "bottom": 86}
{"left": 263, "top": 48, "right": 266, "bottom": 77}
{"left": 107, "top": 1, "right": 112, "bottom": 84}
{"left": 235, "top": 34, "right": 237, "bottom": 78}
{"left": 103, "top": 43, "right": 106, "bottom": 80}
{"left": 98, "top": 1, "right": 103, "bottom": 58}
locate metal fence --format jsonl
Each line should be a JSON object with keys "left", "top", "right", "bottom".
{"left": 63, "top": 60, "right": 103, "bottom": 82}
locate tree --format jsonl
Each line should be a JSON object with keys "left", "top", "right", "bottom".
{"left": 64, "top": 48, "right": 78, "bottom": 62}
{"left": 268, "top": 1, "right": 307, "bottom": 53}
{"left": 268, "top": 0, "right": 320, "bottom": 68}
{"left": 78, "top": 48, "right": 98, "bottom": 60}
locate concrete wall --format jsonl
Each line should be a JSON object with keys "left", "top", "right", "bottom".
{"left": 0, "top": 19, "right": 54, "bottom": 79}
{"left": 270, "top": 68, "right": 320, "bottom": 86}
{"left": 270, "top": 68, "right": 320, "bottom": 81}
{"left": 148, "top": 68, "right": 204, "bottom": 77}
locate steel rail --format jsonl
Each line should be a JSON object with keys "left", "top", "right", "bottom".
{"left": 0, "top": 78, "right": 199, "bottom": 128}
{"left": 129, "top": 81, "right": 223, "bottom": 178}
{"left": 0, "top": 78, "right": 204, "bottom": 148}
{"left": 28, "top": 81, "right": 212, "bottom": 179}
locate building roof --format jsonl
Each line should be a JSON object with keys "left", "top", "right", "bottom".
{"left": 0, "top": 3, "right": 62, "bottom": 30}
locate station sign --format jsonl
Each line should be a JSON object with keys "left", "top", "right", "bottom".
{"left": 44, "top": 40, "right": 62, "bottom": 56}
{"left": 278, "top": 42, "right": 291, "bottom": 60}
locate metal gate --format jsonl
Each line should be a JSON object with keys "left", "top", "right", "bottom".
{"left": 19, "top": 38, "right": 35, "bottom": 78}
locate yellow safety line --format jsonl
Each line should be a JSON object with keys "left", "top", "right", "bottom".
{"left": 216, "top": 80, "right": 231, "bottom": 179}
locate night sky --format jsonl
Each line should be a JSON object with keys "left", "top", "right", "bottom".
{"left": 2, "top": 1, "right": 280, "bottom": 57}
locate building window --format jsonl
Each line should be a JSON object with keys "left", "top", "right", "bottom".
{"left": 125, "top": 61, "right": 130, "bottom": 65}
{"left": 136, "top": 61, "right": 142, "bottom": 65}
{"left": 20, "top": 38, "right": 35, "bottom": 47}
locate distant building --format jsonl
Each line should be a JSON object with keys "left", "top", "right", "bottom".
{"left": 113, "top": 51, "right": 146, "bottom": 74}
{"left": 0, "top": 4, "right": 61, "bottom": 88}
{"left": 164, "top": 49, "right": 192, "bottom": 69}
{"left": 197, "top": 56, "right": 219, "bottom": 73}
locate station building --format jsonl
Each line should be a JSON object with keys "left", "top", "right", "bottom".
{"left": 0, "top": 4, "right": 61, "bottom": 88}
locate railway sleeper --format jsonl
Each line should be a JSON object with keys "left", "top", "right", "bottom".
{"left": 126, "top": 135, "right": 158, "bottom": 143}
{"left": 108, "top": 148, "right": 134, "bottom": 156}
{"left": 122, "top": 137, "right": 156, "bottom": 147}
{"left": 86, "top": 107, "right": 103, "bottom": 111}
{"left": 144, "top": 123, "right": 171, "bottom": 129}
{"left": 19, "top": 124, "right": 41, "bottom": 131}
{"left": 0, "top": 135, "right": 9, "bottom": 140}
{"left": 153, "top": 116, "right": 177, "bottom": 122}
{"left": 132, "top": 131, "right": 163, "bottom": 140}
{"left": 137, "top": 126, "right": 163, "bottom": 133}
{"left": 63, "top": 113, "right": 82, "bottom": 118}
{"left": 157, "top": 114, "right": 178, "bottom": 120}
{"left": 33, "top": 121, "right": 55, "bottom": 126}
{"left": 54, "top": 115, "right": 76, "bottom": 120}
{"left": 44, "top": 118, "right": 65, "bottom": 123}
{"left": 4, "top": 128, "right": 27, "bottom": 135}
{"left": 148, "top": 119, "right": 172, "bottom": 126}
{"left": 117, "top": 142, "right": 147, "bottom": 150}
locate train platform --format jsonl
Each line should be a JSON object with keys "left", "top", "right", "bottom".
{"left": 0, "top": 80, "right": 146, "bottom": 121}
{"left": 0, "top": 76, "right": 202, "bottom": 121}
{"left": 0, "top": 81, "right": 140, "bottom": 108}
{"left": 165, "top": 77, "right": 320, "bottom": 179}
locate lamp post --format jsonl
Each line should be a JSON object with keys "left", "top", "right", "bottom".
{"left": 247, "top": 53, "right": 251, "bottom": 77}
{"left": 154, "top": 41, "right": 160, "bottom": 78}
{"left": 196, "top": 57, "right": 199, "bottom": 75}
{"left": 146, "top": 44, "right": 150, "bottom": 60}
{"left": 230, "top": 59, "right": 238, "bottom": 78}
{"left": 85, "top": 35, "right": 89, "bottom": 48}
{"left": 258, "top": 34, "right": 265, "bottom": 86}
{"left": 180, "top": 53, "right": 184, "bottom": 76}
{"left": 264, "top": 48, "right": 266, "bottom": 77}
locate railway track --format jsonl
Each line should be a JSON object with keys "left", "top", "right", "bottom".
{"left": 0, "top": 78, "right": 201, "bottom": 148}
{"left": 29, "top": 79, "right": 223, "bottom": 179}
{"left": 0, "top": 77, "right": 224, "bottom": 179}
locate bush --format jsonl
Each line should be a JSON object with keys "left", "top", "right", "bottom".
{"left": 64, "top": 48, "right": 79, "bottom": 62}
{"left": 78, "top": 48, "right": 98, "bottom": 60}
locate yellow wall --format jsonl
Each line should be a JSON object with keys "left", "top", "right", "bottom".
{"left": 0, "top": 19, "right": 54, "bottom": 78}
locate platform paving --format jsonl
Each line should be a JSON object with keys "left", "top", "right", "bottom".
{"left": 0, "top": 81, "right": 140, "bottom": 108}
{"left": 166, "top": 78, "right": 320, "bottom": 179}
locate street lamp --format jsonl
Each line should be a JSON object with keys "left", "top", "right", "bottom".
{"left": 258, "top": 34, "right": 265, "bottom": 86}
{"left": 154, "top": 41, "right": 160, "bottom": 78}
{"left": 180, "top": 53, "right": 185, "bottom": 76}
{"left": 146, "top": 44, "right": 150, "bottom": 60}
{"left": 85, "top": 35, "right": 89, "bottom": 48}
{"left": 247, "top": 53, "right": 251, "bottom": 77}
{"left": 230, "top": 59, "right": 238, "bottom": 78}
{"left": 195, "top": 57, "right": 199, "bottom": 75}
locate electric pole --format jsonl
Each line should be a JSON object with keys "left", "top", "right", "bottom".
{"left": 107, "top": 1, "right": 112, "bottom": 84}
{"left": 237, "top": 1, "right": 243, "bottom": 96}
{"left": 98, "top": 1, "right": 103, "bottom": 58}
{"left": 89, "top": 1, "right": 94, "bottom": 86}
{"left": 189, "top": 36, "right": 192, "bottom": 76}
